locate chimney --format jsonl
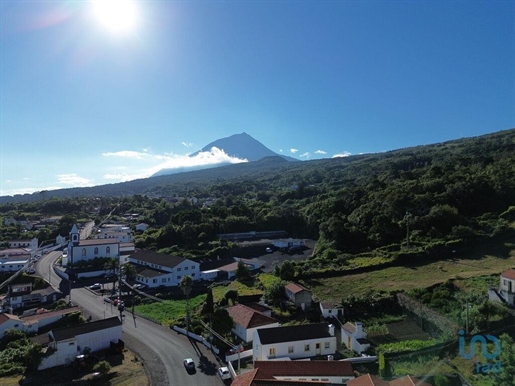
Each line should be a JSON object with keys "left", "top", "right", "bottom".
{"left": 355, "top": 321, "right": 363, "bottom": 334}
{"left": 328, "top": 324, "right": 335, "bottom": 336}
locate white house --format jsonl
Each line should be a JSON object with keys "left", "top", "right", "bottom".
{"left": 7, "top": 238, "right": 38, "bottom": 250}
{"left": 272, "top": 238, "right": 305, "bottom": 249}
{"left": 341, "top": 322, "right": 370, "bottom": 355}
{"left": 227, "top": 304, "right": 280, "bottom": 343}
{"left": 319, "top": 300, "right": 343, "bottom": 319}
{"left": 253, "top": 323, "right": 336, "bottom": 362}
{"left": 20, "top": 307, "right": 82, "bottom": 330}
{"left": 95, "top": 230, "right": 133, "bottom": 243}
{"left": 36, "top": 316, "right": 122, "bottom": 370}
{"left": 0, "top": 254, "right": 29, "bottom": 273}
{"left": 254, "top": 360, "right": 355, "bottom": 384}
{"left": 122, "top": 249, "right": 200, "bottom": 288}
{"left": 0, "top": 313, "right": 37, "bottom": 338}
{"left": 498, "top": 269, "right": 515, "bottom": 306}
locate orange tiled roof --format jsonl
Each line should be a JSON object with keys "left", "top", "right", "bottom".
{"left": 501, "top": 269, "right": 515, "bottom": 281}
{"left": 346, "top": 374, "right": 390, "bottom": 386}
{"left": 389, "top": 375, "right": 433, "bottom": 386}
{"left": 227, "top": 304, "right": 278, "bottom": 329}
{"left": 285, "top": 283, "right": 310, "bottom": 294}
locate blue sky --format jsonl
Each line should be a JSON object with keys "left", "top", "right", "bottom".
{"left": 1, "top": 0, "right": 514, "bottom": 196}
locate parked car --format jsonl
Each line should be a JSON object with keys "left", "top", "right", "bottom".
{"left": 265, "top": 247, "right": 273, "bottom": 253}
{"left": 25, "top": 267, "right": 36, "bottom": 274}
{"left": 103, "top": 297, "right": 113, "bottom": 303}
{"left": 218, "top": 367, "right": 231, "bottom": 380}
{"left": 183, "top": 358, "right": 195, "bottom": 370}
{"left": 89, "top": 283, "right": 102, "bottom": 290}
{"left": 133, "top": 283, "right": 147, "bottom": 289}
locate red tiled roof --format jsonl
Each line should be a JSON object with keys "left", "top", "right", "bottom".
{"left": 342, "top": 322, "right": 357, "bottom": 334}
{"left": 232, "top": 368, "right": 276, "bottom": 386}
{"left": 346, "top": 374, "right": 390, "bottom": 386}
{"left": 285, "top": 283, "right": 310, "bottom": 294}
{"left": 501, "top": 269, "right": 515, "bottom": 281}
{"left": 20, "top": 306, "right": 80, "bottom": 323}
{"left": 389, "top": 375, "right": 433, "bottom": 386}
{"left": 227, "top": 304, "right": 278, "bottom": 329}
{"left": 254, "top": 360, "right": 354, "bottom": 377}
{"left": 0, "top": 313, "right": 21, "bottom": 326}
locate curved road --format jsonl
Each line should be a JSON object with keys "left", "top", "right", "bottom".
{"left": 37, "top": 251, "right": 225, "bottom": 386}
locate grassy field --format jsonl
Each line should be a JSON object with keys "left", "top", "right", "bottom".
{"left": 305, "top": 252, "right": 515, "bottom": 300}
{"left": 134, "top": 294, "right": 207, "bottom": 325}
{"left": 211, "top": 279, "right": 264, "bottom": 303}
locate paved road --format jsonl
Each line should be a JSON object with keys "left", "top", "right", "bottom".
{"left": 36, "top": 252, "right": 225, "bottom": 386}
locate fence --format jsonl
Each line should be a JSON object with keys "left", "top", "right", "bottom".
{"left": 171, "top": 325, "right": 220, "bottom": 354}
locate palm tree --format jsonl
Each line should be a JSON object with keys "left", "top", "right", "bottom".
{"left": 104, "top": 258, "right": 119, "bottom": 296}
{"left": 180, "top": 275, "right": 193, "bottom": 332}
{"left": 120, "top": 263, "right": 137, "bottom": 282}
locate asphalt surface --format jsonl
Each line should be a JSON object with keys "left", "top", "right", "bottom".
{"left": 36, "top": 251, "right": 226, "bottom": 386}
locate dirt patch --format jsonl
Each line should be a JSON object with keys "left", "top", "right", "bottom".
{"left": 17, "top": 349, "right": 149, "bottom": 386}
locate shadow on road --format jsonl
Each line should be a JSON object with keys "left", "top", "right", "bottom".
{"left": 188, "top": 339, "right": 218, "bottom": 376}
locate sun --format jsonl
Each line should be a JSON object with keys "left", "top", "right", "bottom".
{"left": 91, "top": 0, "right": 139, "bottom": 35}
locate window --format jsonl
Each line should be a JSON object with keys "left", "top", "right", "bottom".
{"left": 324, "top": 342, "right": 330, "bottom": 349}
{"left": 177, "top": 268, "right": 181, "bottom": 271}
{"left": 153, "top": 279, "right": 157, "bottom": 283}
{"left": 191, "top": 273, "right": 195, "bottom": 277}
{"left": 162, "top": 278, "right": 166, "bottom": 282}
{"left": 177, "top": 276, "right": 181, "bottom": 279}
{"left": 106, "top": 246, "right": 111, "bottom": 256}
{"left": 185, "top": 267, "right": 188, "bottom": 270}
{"left": 82, "top": 249, "right": 86, "bottom": 258}
{"left": 191, "top": 266, "right": 195, "bottom": 269}
{"left": 94, "top": 247, "right": 99, "bottom": 255}
{"left": 288, "top": 346, "right": 294, "bottom": 353}
{"left": 304, "top": 344, "right": 310, "bottom": 351}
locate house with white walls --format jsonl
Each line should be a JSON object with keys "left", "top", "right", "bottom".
{"left": 35, "top": 317, "right": 122, "bottom": 370}
{"left": 227, "top": 304, "right": 280, "bottom": 343}
{"left": 0, "top": 313, "right": 37, "bottom": 338}
{"left": 319, "top": 300, "right": 343, "bottom": 319}
{"left": 121, "top": 249, "right": 200, "bottom": 288}
{"left": 253, "top": 323, "right": 336, "bottom": 361}
{"left": 341, "top": 321, "right": 370, "bottom": 354}
{"left": 497, "top": 268, "right": 515, "bottom": 306}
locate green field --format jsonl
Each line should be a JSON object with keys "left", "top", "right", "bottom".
{"left": 134, "top": 294, "right": 207, "bottom": 325}
{"left": 211, "top": 279, "right": 264, "bottom": 302}
{"left": 306, "top": 252, "right": 515, "bottom": 300}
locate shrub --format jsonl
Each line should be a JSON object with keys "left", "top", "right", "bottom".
{"left": 93, "top": 360, "right": 112, "bottom": 375}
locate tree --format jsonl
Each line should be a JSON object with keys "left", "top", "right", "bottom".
{"left": 104, "top": 257, "right": 119, "bottom": 295}
{"left": 212, "top": 308, "right": 233, "bottom": 336}
{"left": 202, "top": 288, "right": 214, "bottom": 316}
{"left": 489, "top": 333, "right": 515, "bottom": 385}
{"left": 279, "top": 260, "right": 295, "bottom": 281}
{"left": 180, "top": 275, "right": 193, "bottom": 330}
{"left": 120, "top": 263, "right": 137, "bottom": 281}
{"left": 235, "top": 260, "right": 251, "bottom": 281}
{"left": 225, "top": 289, "right": 238, "bottom": 305}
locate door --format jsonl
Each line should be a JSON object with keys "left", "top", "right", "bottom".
{"left": 316, "top": 342, "right": 321, "bottom": 355}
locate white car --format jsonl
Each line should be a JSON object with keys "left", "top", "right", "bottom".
{"left": 218, "top": 367, "right": 231, "bottom": 380}
{"left": 89, "top": 283, "right": 102, "bottom": 290}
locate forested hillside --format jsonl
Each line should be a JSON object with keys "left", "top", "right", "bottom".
{"left": 2, "top": 129, "right": 515, "bottom": 272}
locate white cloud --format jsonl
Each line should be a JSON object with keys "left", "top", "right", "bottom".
{"left": 299, "top": 152, "right": 310, "bottom": 159}
{"left": 57, "top": 174, "right": 94, "bottom": 186}
{"left": 290, "top": 148, "right": 298, "bottom": 154}
{"left": 101, "top": 147, "right": 247, "bottom": 183}
{"left": 181, "top": 142, "right": 193, "bottom": 148}
{"left": 279, "top": 149, "right": 283, "bottom": 153}
{"left": 332, "top": 151, "right": 352, "bottom": 158}
{"left": 315, "top": 150, "right": 327, "bottom": 155}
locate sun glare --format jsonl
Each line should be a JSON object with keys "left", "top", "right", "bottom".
{"left": 91, "top": 0, "right": 139, "bottom": 35}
